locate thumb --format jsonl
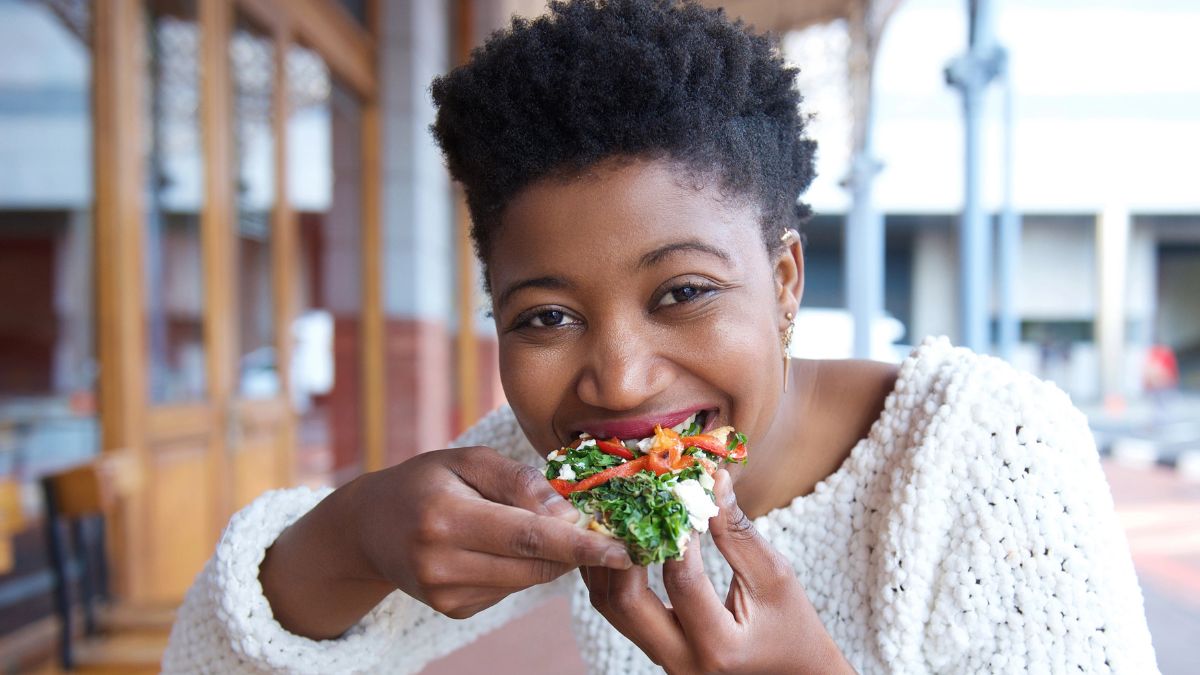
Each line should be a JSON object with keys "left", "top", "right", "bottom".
{"left": 710, "top": 470, "right": 782, "bottom": 592}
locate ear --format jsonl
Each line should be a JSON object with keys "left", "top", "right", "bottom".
{"left": 773, "top": 229, "right": 804, "bottom": 329}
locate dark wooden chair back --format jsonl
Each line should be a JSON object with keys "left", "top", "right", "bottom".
{"left": 40, "top": 462, "right": 113, "bottom": 670}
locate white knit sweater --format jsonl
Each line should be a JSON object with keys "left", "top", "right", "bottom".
{"left": 162, "top": 337, "right": 1159, "bottom": 674}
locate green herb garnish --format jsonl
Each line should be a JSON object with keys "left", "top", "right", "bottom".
{"left": 543, "top": 442, "right": 623, "bottom": 480}
{"left": 570, "top": 465, "right": 708, "bottom": 565}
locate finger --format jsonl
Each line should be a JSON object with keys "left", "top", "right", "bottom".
{"left": 662, "top": 533, "right": 735, "bottom": 640}
{"left": 710, "top": 470, "right": 790, "bottom": 598}
{"left": 454, "top": 448, "right": 579, "bottom": 522}
{"left": 457, "top": 499, "right": 632, "bottom": 569}
{"left": 583, "top": 564, "right": 687, "bottom": 667}
{"left": 422, "top": 549, "right": 576, "bottom": 590}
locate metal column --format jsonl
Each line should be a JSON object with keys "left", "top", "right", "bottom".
{"left": 996, "top": 63, "right": 1021, "bottom": 361}
{"left": 946, "top": 0, "right": 1005, "bottom": 353}
{"left": 844, "top": 157, "right": 884, "bottom": 360}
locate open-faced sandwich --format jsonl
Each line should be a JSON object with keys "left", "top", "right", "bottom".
{"left": 543, "top": 412, "right": 748, "bottom": 565}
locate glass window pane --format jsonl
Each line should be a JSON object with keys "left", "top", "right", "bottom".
{"left": 0, "top": 0, "right": 98, "bottom": 479}
{"left": 144, "top": 0, "right": 206, "bottom": 403}
{"left": 287, "top": 44, "right": 362, "bottom": 486}
{"left": 232, "top": 12, "right": 277, "bottom": 398}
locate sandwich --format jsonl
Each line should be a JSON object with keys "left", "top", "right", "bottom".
{"left": 542, "top": 412, "right": 748, "bottom": 565}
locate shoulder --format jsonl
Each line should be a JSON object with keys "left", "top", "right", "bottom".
{"left": 903, "top": 340, "right": 1156, "bottom": 671}
{"left": 895, "top": 336, "right": 1090, "bottom": 450}
{"left": 879, "top": 336, "right": 1106, "bottom": 533}
{"left": 448, "top": 405, "right": 542, "bottom": 465}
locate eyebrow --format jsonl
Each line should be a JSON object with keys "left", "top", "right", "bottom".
{"left": 637, "top": 240, "right": 732, "bottom": 270}
{"left": 496, "top": 241, "right": 730, "bottom": 311}
{"left": 496, "top": 275, "right": 571, "bottom": 311}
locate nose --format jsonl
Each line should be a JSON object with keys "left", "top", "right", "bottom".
{"left": 575, "top": 322, "right": 673, "bottom": 411}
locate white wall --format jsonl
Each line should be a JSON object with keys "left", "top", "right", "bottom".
{"left": 910, "top": 226, "right": 957, "bottom": 343}
{"left": 380, "top": 0, "right": 454, "bottom": 323}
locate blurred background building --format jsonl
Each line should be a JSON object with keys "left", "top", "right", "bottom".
{"left": 0, "top": 0, "right": 1196, "bottom": 672}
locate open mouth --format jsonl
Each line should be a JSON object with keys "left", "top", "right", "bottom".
{"left": 569, "top": 408, "right": 718, "bottom": 447}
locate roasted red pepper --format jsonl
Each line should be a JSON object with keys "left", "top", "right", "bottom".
{"left": 596, "top": 438, "right": 635, "bottom": 460}
{"left": 681, "top": 433, "right": 747, "bottom": 462}
{"left": 548, "top": 478, "right": 574, "bottom": 497}
{"left": 554, "top": 456, "right": 651, "bottom": 495}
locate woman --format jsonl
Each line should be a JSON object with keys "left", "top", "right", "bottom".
{"left": 163, "top": 1, "right": 1158, "bottom": 672}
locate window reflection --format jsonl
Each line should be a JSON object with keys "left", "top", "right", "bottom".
{"left": 232, "top": 12, "right": 277, "bottom": 398}
{"left": 287, "top": 45, "right": 363, "bottom": 486}
{"left": 0, "top": 0, "right": 98, "bottom": 479}
{"left": 144, "top": 0, "right": 206, "bottom": 403}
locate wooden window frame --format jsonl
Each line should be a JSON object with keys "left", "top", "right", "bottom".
{"left": 93, "top": 0, "right": 382, "bottom": 603}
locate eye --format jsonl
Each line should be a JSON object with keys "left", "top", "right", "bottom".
{"left": 656, "top": 283, "right": 708, "bottom": 308}
{"left": 521, "top": 308, "right": 580, "bottom": 329}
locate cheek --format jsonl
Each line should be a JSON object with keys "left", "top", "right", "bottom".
{"left": 498, "top": 340, "right": 576, "bottom": 443}
{"left": 696, "top": 301, "right": 781, "bottom": 425}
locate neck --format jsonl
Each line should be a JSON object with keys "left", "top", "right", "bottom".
{"left": 733, "top": 358, "right": 896, "bottom": 519}
{"left": 732, "top": 359, "right": 821, "bottom": 518}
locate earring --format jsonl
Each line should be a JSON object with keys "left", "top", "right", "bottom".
{"left": 782, "top": 311, "right": 795, "bottom": 392}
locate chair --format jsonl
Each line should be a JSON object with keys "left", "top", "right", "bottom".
{"left": 40, "top": 459, "right": 173, "bottom": 673}
{"left": 41, "top": 463, "right": 110, "bottom": 669}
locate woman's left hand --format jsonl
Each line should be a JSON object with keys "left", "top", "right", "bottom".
{"left": 580, "top": 470, "right": 856, "bottom": 674}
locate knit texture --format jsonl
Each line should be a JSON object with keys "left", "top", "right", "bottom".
{"left": 162, "top": 337, "right": 1159, "bottom": 674}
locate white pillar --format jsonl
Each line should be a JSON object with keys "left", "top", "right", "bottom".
{"left": 381, "top": 0, "right": 453, "bottom": 320}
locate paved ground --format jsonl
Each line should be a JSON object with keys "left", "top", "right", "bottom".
{"left": 1105, "top": 460, "right": 1200, "bottom": 674}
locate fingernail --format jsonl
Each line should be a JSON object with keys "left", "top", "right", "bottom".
{"left": 717, "top": 469, "right": 736, "bottom": 506}
{"left": 603, "top": 547, "right": 632, "bottom": 570}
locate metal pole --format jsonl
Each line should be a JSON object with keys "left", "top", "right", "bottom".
{"left": 845, "top": 157, "right": 884, "bottom": 360}
{"left": 996, "top": 57, "right": 1021, "bottom": 361}
{"left": 844, "top": 7, "right": 885, "bottom": 360}
{"left": 946, "top": 0, "right": 1003, "bottom": 353}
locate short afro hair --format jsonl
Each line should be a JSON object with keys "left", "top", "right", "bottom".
{"left": 430, "top": 0, "right": 816, "bottom": 290}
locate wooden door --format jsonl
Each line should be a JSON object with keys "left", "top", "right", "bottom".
{"left": 95, "top": 0, "right": 380, "bottom": 605}
{"left": 225, "top": 6, "right": 293, "bottom": 511}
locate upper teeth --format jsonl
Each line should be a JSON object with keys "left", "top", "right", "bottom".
{"left": 671, "top": 412, "right": 700, "bottom": 434}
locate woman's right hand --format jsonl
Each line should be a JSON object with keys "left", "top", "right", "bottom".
{"left": 260, "top": 446, "right": 633, "bottom": 639}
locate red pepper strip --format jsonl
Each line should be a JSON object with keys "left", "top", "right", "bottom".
{"left": 681, "top": 434, "right": 728, "bottom": 458}
{"left": 548, "top": 479, "right": 573, "bottom": 497}
{"left": 549, "top": 455, "right": 654, "bottom": 496}
{"left": 556, "top": 456, "right": 651, "bottom": 494}
{"left": 596, "top": 438, "right": 635, "bottom": 460}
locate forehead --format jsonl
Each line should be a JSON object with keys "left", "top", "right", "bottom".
{"left": 490, "top": 159, "right": 763, "bottom": 288}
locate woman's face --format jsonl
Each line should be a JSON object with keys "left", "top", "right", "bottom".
{"left": 490, "top": 158, "right": 802, "bottom": 463}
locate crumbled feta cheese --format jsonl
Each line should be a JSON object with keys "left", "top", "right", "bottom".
{"left": 636, "top": 437, "right": 654, "bottom": 453}
{"left": 578, "top": 438, "right": 597, "bottom": 449}
{"left": 546, "top": 450, "right": 560, "bottom": 461}
{"left": 557, "top": 463, "right": 577, "bottom": 480}
{"left": 671, "top": 479, "right": 719, "bottom": 533}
